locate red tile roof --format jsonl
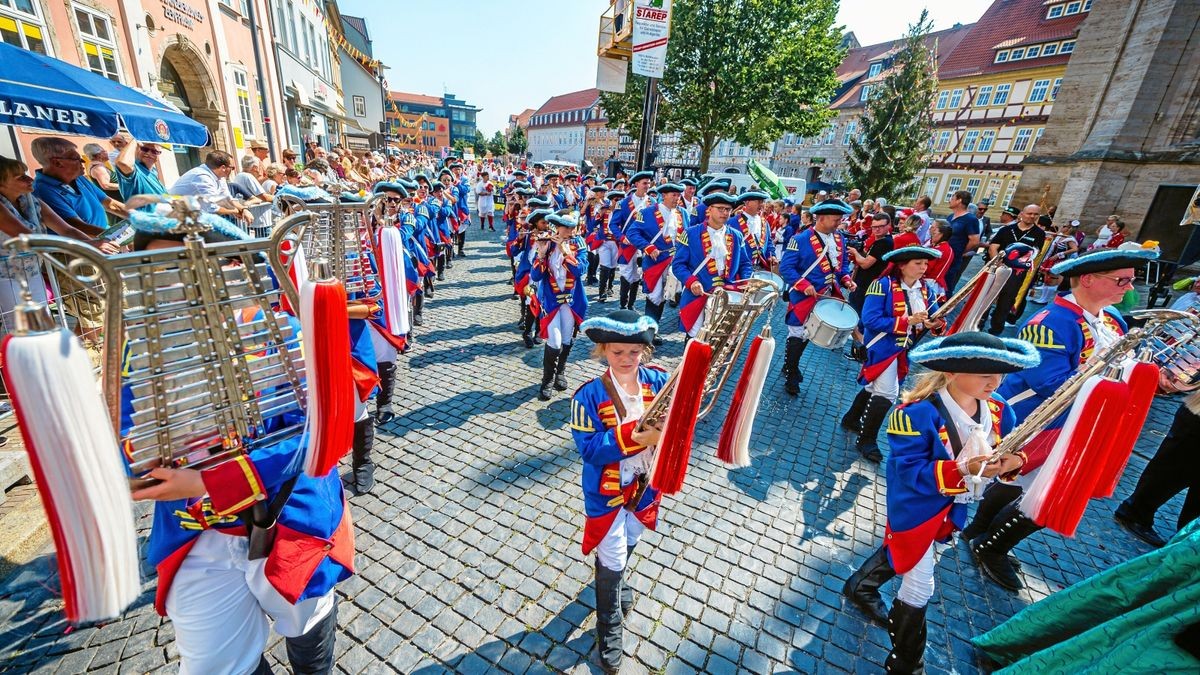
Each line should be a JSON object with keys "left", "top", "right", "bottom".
{"left": 389, "top": 91, "right": 444, "bottom": 106}
{"left": 938, "top": 0, "right": 1089, "bottom": 79}
{"left": 534, "top": 88, "right": 600, "bottom": 116}
{"left": 831, "top": 23, "right": 974, "bottom": 109}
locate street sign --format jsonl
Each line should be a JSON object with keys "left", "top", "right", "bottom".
{"left": 632, "top": 0, "right": 672, "bottom": 78}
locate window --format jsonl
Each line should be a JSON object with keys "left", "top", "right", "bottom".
{"left": 73, "top": 5, "right": 120, "bottom": 81}
{"left": 824, "top": 123, "right": 837, "bottom": 145}
{"left": 1033, "top": 127, "right": 1045, "bottom": 150}
{"left": 975, "top": 85, "right": 993, "bottom": 107}
{"left": 978, "top": 130, "right": 996, "bottom": 152}
{"left": 1010, "top": 47, "right": 1025, "bottom": 60}
{"left": 860, "top": 85, "right": 872, "bottom": 102}
{"left": 1050, "top": 78, "right": 1063, "bottom": 101}
{"left": 0, "top": 0, "right": 48, "bottom": 54}
{"left": 352, "top": 95, "right": 366, "bottom": 117}
{"left": 1043, "top": 43, "right": 1058, "bottom": 56}
{"left": 286, "top": 1, "right": 298, "bottom": 53}
{"left": 275, "top": 1, "right": 289, "bottom": 49}
{"left": 1002, "top": 182, "right": 1017, "bottom": 208}
{"left": 944, "top": 178, "right": 963, "bottom": 203}
{"left": 1083, "top": 0, "right": 1092, "bottom": 10}
{"left": 986, "top": 178, "right": 1002, "bottom": 201}
{"left": 1047, "top": 4, "right": 1064, "bottom": 18}
{"left": 995, "top": 51, "right": 1009, "bottom": 63}
{"left": 1061, "top": 40, "right": 1076, "bottom": 54}
{"left": 1012, "top": 128, "right": 1033, "bottom": 152}
{"left": 936, "top": 130, "right": 952, "bottom": 151}
{"left": 993, "top": 83, "right": 1012, "bottom": 105}
{"left": 1066, "top": 1, "right": 1082, "bottom": 14}
{"left": 868, "top": 62, "right": 882, "bottom": 78}
{"left": 961, "top": 130, "right": 980, "bottom": 152}
{"left": 1029, "top": 79, "right": 1051, "bottom": 103}
{"left": 925, "top": 176, "right": 940, "bottom": 199}
{"left": 232, "top": 68, "right": 254, "bottom": 136}
{"left": 948, "top": 89, "right": 963, "bottom": 108}
{"left": 935, "top": 90, "right": 950, "bottom": 109}
{"left": 1026, "top": 45, "right": 1041, "bottom": 58}
{"left": 966, "top": 178, "right": 981, "bottom": 196}
{"left": 842, "top": 121, "right": 856, "bottom": 146}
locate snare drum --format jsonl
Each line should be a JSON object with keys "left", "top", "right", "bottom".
{"left": 804, "top": 297, "right": 859, "bottom": 349}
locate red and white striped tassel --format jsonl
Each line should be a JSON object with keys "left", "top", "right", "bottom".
{"left": 716, "top": 334, "right": 775, "bottom": 468}
{"left": 649, "top": 339, "right": 713, "bottom": 495}
{"left": 2, "top": 330, "right": 139, "bottom": 624}
{"left": 300, "top": 277, "right": 356, "bottom": 477}
{"left": 377, "top": 225, "right": 411, "bottom": 336}
{"left": 1092, "top": 361, "right": 1159, "bottom": 499}
{"left": 950, "top": 267, "right": 1012, "bottom": 333}
{"left": 1020, "top": 375, "right": 1130, "bottom": 535}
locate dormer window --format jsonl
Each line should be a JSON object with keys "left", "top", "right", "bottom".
{"left": 1009, "top": 47, "right": 1025, "bottom": 60}
{"left": 868, "top": 62, "right": 882, "bottom": 78}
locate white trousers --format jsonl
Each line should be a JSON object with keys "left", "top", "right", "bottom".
{"left": 896, "top": 542, "right": 946, "bottom": 608}
{"left": 368, "top": 324, "right": 399, "bottom": 364}
{"left": 545, "top": 308, "right": 576, "bottom": 350}
{"left": 618, "top": 258, "right": 642, "bottom": 283}
{"left": 595, "top": 507, "right": 646, "bottom": 572}
{"left": 787, "top": 324, "right": 809, "bottom": 340}
{"left": 597, "top": 241, "right": 618, "bottom": 268}
{"left": 865, "top": 359, "right": 901, "bottom": 401}
{"left": 166, "top": 530, "right": 336, "bottom": 675}
{"left": 646, "top": 274, "right": 666, "bottom": 304}
{"left": 688, "top": 304, "right": 708, "bottom": 338}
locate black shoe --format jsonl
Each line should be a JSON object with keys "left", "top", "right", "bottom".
{"left": 1114, "top": 502, "right": 1167, "bottom": 548}
{"left": 523, "top": 332, "right": 535, "bottom": 349}
{"left": 553, "top": 343, "right": 573, "bottom": 391}
{"left": 539, "top": 347, "right": 559, "bottom": 401}
{"left": 783, "top": 337, "right": 807, "bottom": 396}
{"left": 594, "top": 563, "right": 624, "bottom": 674}
{"left": 843, "top": 546, "right": 895, "bottom": 626}
{"left": 437, "top": 271, "right": 445, "bottom": 281}
{"left": 886, "top": 600, "right": 927, "bottom": 674}
{"left": 374, "top": 362, "right": 397, "bottom": 426}
{"left": 445, "top": 260, "right": 453, "bottom": 269}
{"left": 969, "top": 504, "right": 1041, "bottom": 592}
{"left": 413, "top": 312, "right": 424, "bottom": 326}
{"left": 841, "top": 389, "right": 871, "bottom": 433}
{"left": 855, "top": 395, "right": 891, "bottom": 463}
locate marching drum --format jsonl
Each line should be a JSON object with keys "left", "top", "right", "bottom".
{"left": 804, "top": 297, "right": 859, "bottom": 349}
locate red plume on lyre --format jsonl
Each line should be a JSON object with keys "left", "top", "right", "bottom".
{"left": 300, "top": 274, "right": 356, "bottom": 477}
{"left": 649, "top": 339, "right": 713, "bottom": 495}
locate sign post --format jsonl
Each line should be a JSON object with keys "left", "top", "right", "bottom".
{"left": 631, "top": 0, "right": 672, "bottom": 171}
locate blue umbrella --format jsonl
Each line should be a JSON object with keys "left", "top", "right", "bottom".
{"left": 0, "top": 42, "right": 209, "bottom": 147}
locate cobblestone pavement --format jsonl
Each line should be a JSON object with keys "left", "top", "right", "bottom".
{"left": 0, "top": 231, "right": 1186, "bottom": 674}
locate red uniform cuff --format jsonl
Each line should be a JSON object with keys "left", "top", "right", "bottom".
{"left": 615, "top": 420, "right": 647, "bottom": 456}
{"left": 202, "top": 455, "right": 268, "bottom": 516}
{"left": 795, "top": 280, "right": 813, "bottom": 294}
{"left": 685, "top": 276, "right": 699, "bottom": 288}
{"left": 934, "top": 459, "right": 968, "bottom": 495}
{"left": 645, "top": 245, "right": 659, "bottom": 257}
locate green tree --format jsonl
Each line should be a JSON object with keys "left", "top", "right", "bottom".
{"left": 473, "top": 130, "right": 488, "bottom": 156}
{"left": 488, "top": 130, "right": 507, "bottom": 157}
{"left": 845, "top": 10, "right": 938, "bottom": 200}
{"left": 507, "top": 126, "right": 528, "bottom": 156}
{"left": 597, "top": 0, "right": 844, "bottom": 172}
{"left": 452, "top": 138, "right": 468, "bottom": 155}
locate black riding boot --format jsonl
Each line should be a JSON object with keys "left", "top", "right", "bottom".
{"left": 456, "top": 231, "right": 466, "bottom": 257}
{"left": 597, "top": 267, "right": 611, "bottom": 302}
{"left": 445, "top": 244, "right": 454, "bottom": 268}
{"left": 423, "top": 275, "right": 434, "bottom": 298}
{"left": 350, "top": 418, "right": 376, "bottom": 495}
{"left": 594, "top": 562, "right": 624, "bottom": 674}
{"left": 539, "top": 346, "right": 559, "bottom": 401}
{"left": 522, "top": 304, "right": 537, "bottom": 349}
{"left": 842, "top": 545, "right": 896, "bottom": 626}
{"left": 970, "top": 501, "right": 1042, "bottom": 591}
{"left": 554, "top": 341, "right": 574, "bottom": 391}
{"left": 618, "top": 278, "right": 631, "bottom": 309}
{"left": 374, "top": 361, "right": 397, "bottom": 425}
{"left": 645, "top": 300, "right": 665, "bottom": 345}
{"left": 587, "top": 252, "right": 599, "bottom": 285}
{"left": 783, "top": 337, "right": 807, "bottom": 395}
{"left": 412, "top": 293, "right": 425, "bottom": 327}
{"left": 436, "top": 255, "right": 445, "bottom": 281}
{"left": 626, "top": 281, "right": 639, "bottom": 311}
{"left": 621, "top": 545, "right": 636, "bottom": 617}
{"left": 885, "top": 600, "right": 927, "bottom": 674}
{"left": 841, "top": 388, "right": 871, "bottom": 433}
{"left": 286, "top": 596, "right": 338, "bottom": 674}
{"left": 961, "top": 481, "right": 1023, "bottom": 541}
{"left": 856, "top": 395, "right": 892, "bottom": 463}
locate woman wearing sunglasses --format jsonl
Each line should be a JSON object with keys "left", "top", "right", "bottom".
{"left": 111, "top": 131, "right": 167, "bottom": 202}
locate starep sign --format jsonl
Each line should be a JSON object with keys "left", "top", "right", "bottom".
{"left": 632, "top": 0, "right": 672, "bottom": 78}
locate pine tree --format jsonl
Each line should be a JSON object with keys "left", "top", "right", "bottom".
{"left": 845, "top": 10, "right": 938, "bottom": 200}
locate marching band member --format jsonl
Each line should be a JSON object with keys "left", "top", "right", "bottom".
{"left": 778, "top": 198, "right": 857, "bottom": 395}
{"left": 451, "top": 162, "right": 473, "bottom": 250}
{"left": 842, "top": 332, "right": 1035, "bottom": 673}
{"left": 591, "top": 190, "right": 625, "bottom": 304}
{"left": 569, "top": 309, "right": 666, "bottom": 675}
{"left": 516, "top": 203, "right": 551, "bottom": 348}
{"left": 693, "top": 177, "right": 731, "bottom": 226}
{"left": 624, "top": 182, "right": 688, "bottom": 345}
{"left": 961, "top": 248, "right": 1157, "bottom": 591}
{"left": 611, "top": 171, "right": 655, "bottom": 310}
{"left": 672, "top": 192, "right": 753, "bottom": 338}
{"left": 533, "top": 213, "right": 589, "bottom": 401}
{"left": 728, "top": 190, "right": 776, "bottom": 270}
{"left": 582, "top": 184, "right": 608, "bottom": 286}
{"left": 842, "top": 246, "right": 946, "bottom": 462}
{"left": 473, "top": 169, "right": 496, "bottom": 232}
{"left": 679, "top": 178, "right": 699, "bottom": 220}
{"left": 436, "top": 171, "right": 459, "bottom": 268}
{"left": 505, "top": 184, "right": 534, "bottom": 285}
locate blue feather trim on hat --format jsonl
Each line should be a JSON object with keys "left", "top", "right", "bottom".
{"left": 127, "top": 209, "right": 252, "bottom": 240}
{"left": 910, "top": 336, "right": 1041, "bottom": 371}
{"left": 580, "top": 315, "right": 658, "bottom": 336}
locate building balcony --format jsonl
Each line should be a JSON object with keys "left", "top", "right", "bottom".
{"left": 597, "top": 0, "right": 633, "bottom": 59}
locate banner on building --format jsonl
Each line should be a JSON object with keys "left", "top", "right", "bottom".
{"left": 632, "top": 0, "right": 672, "bottom": 78}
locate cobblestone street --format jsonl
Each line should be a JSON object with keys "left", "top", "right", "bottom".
{"left": 0, "top": 232, "right": 1187, "bottom": 674}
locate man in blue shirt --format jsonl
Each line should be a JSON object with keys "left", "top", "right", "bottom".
{"left": 30, "top": 136, "right": 127, "bottom": 235}
{"left": 112, "top": 131, "right": 167, "bottom": 202}
{"left": 944, "top": 189, "right": 981, "bottom": 293}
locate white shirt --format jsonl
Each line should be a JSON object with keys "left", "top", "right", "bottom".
{"left": 170, "top": 165, "right": 232, "bottom": 213}
{"left": 900, "top": 279, "right": 928, "bottom": 328}
{"left": 658, "top": 204, "right": 679, "bottom": 243}
{"left": 613, "top": 371, "right": 651, "bottom": 484}
{"left": 474, "top": 180, "right": 494, "bottom": 209}
{"left": 937, "top": 388, "right": 995, "bottom": 502}
{"left": 549, "top": 244, "right": 567, "bottom": 290}
{"left": 742, "top": 213, "right": 764, "bottom": 244}
{"left": 817, "top": 230, "right": 840, "bottom": 266}
{"left": 707, "top": 226, "right": 728, "bottom": 274}
{"left": 1064, "top": 293, "right": 1120, "bottom": 356}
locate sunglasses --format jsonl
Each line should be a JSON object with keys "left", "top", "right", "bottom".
{"left": 140, "top": 146, "right": 162, "bottom": 155}
{"left": 384, "top": 197, "right": 405, "bottom": 204}
{"left": 1096, "top": 274, "right": 1135, "bottom": 287}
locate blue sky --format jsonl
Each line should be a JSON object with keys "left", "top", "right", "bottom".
{"left": 338, "top": 0, "right": 994, "bottom": 136}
